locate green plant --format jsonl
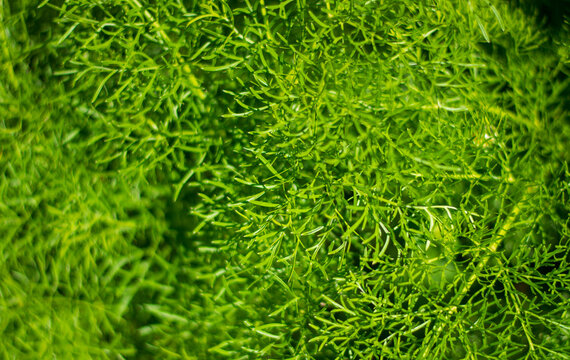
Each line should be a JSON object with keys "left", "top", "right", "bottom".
{"left": 1, "top": 0, "right": 568, "bottom": 359}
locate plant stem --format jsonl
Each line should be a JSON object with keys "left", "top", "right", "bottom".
{"left": 422, "top": 184, "right": 535, "bottom": 357}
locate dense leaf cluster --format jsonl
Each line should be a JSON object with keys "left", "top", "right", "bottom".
{"left": 1, "top": 0, "right": 568, "bottom": 359}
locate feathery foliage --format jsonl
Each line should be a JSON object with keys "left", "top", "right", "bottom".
{"left": 1, "top": 0, "right": 569, "bottom": 359}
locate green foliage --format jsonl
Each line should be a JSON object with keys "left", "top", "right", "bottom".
{"left": 1, "top": 0, "right": 569, "bottom": 359}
